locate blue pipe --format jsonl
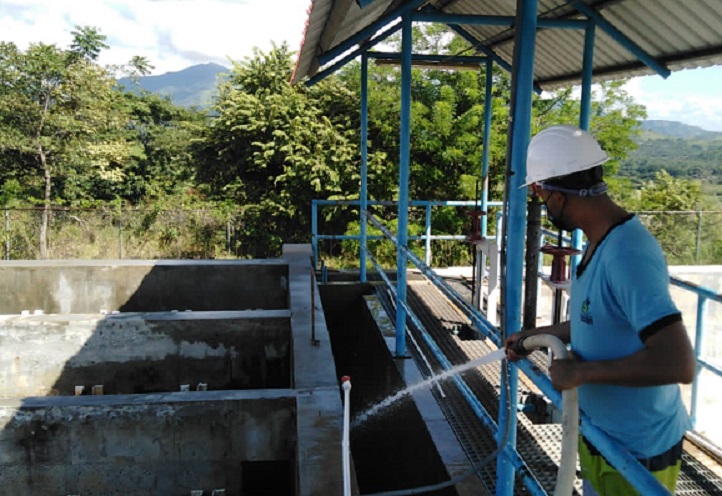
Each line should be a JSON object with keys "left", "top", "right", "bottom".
{"left": 690, "top": 296, "right": 708, "bottom": 426}
{"left": 497, "top": 1, "right": 537, "bottom": 494}
{"left": 360, "top": 53, "right": 369, "bottom": 282}
{"left": 424, "top": 204, "right": 432, "bottom": 265}
{"left": 413, "top": 12, "right": 588, "bottom": 30}
{"left": 312, "top": 200, "right": 319, "bottom": 269}
{"left": 314, "top": 199, "right": 504, "bottom": 208}
{"left": 572, "top": 22, "right": 596, "bottom": 274}
{"left": 670, "top": 278, "right": 722, "bottom": 304}
{"left": 481, "top": 58, "right": 493, "bottom": 239}
{"left": 413, "top": 13, "right": 515, "bottom": 26}
{"left": 368, "top": 52, "right": 488, "bottom": 65}
{"left": 394, "top": 12, "right": 412, "bottom": 358}
{"left": 366, "top": 212, "right": 498, "bottom": 342}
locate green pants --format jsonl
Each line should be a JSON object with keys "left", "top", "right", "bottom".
{"left": 578, "top": 436, "right": 682, "bottom": 495}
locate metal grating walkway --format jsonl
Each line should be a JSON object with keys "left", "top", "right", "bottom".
{"left": 375, "top": 278, "right": 722, "bottom": 495}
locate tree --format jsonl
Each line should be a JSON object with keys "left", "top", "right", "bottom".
{"left": 0, "top": 28, "right": 133, "bottom": 257}
{"left": 194, "top": 43, "right": 360, "bottom": 257}
{"left": 69, "top": 25, "right": 109, "bottom": 62}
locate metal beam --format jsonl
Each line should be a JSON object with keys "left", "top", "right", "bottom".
{"left": 317, "top": 0, "right": 427, "bottom": 66}
{"left": 306, "top": 23, "right": 400, "bottom": 86}
{"left": 566, "top": 0, "right": 670, "bottom": 78}
{"left": 368, "top": 51, "right": 488, "bottom": 68}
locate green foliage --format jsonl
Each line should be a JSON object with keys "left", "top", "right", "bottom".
{"left": 1, "top": 26, "right": 719, "bottom": 266}
{"left": 194, "top": 43, "right": 360, "bottom": 257}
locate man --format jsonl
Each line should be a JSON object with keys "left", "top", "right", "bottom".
{"left": 505, "top": 125, "right": 695, "bottom": 495}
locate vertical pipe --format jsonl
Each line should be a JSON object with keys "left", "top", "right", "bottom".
{"left": 5, "top": 208, "right": 9, "bottom": 260}
{"left": 497, "top": 1, "right": 537, "bottom": 494}
{"left": 360, "top": 53, "right": 370, "bottom": 282}
{"left": 481, "top": 58, "right": 493, "bottom": 239}
{"left": 523, "top": 197, "right": 542, "bottom": 329}
{"left": 341, "top": 376, "right": 352, "bottom": 496}
{"left": 312, "top": 200, "right": 319, "bottom": 270}
{"left": 394, "top": 12, "right": 412, "bottom": 357}
{"left": 572, "top": 22, "right": 595, "bottom": 274}
{"left": 690, "top": 296, "right": 708, "bottom": 426}
{"left": 424, "top": 203, "right": 432, "bottom": 266}
{"left": 695, "top": 211, "right": 702, "bottom": 265}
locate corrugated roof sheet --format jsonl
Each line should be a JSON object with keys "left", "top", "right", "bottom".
{"left": 292, "top": 0, "right": 722, "bottom": 88}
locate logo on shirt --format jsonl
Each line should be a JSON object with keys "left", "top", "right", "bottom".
{"left": 581, "top": 297, "right": 593, "bottom": 324}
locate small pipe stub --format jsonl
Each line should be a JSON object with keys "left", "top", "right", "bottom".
{"left": 466, "top": 210, "right": 486, "bottom": 242}
{"left": 341, "top": 375, "right": 351, "bottom": 390}
{"left": 540, "top": 245, "right": 580, "bottom": 283}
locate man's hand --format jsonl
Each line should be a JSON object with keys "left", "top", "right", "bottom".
{"left": 504, "top": 332, "right": 530, "bottom": 362}
{"left": 549, "top": 351, "right": 582, "bottom": 390}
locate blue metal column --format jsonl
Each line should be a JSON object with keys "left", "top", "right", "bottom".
{"left": 572, "top": 22, "right": 595, "bottom": 273}
{"left": 481, "top": 58, "right": 493, "bottom": 238}
{"left": 424, "top": 204, "right": 432, "bottom": 265}
{"left": 360, "top": 53, "right": 369, "bottom": 282}
{"left": 497, "top": 1, "right": 537, "bottom": 494}
{"left": 312, "top": 200, "right": 319, "bottom": 269}
{"left": 394, "top": 12, "right": 413, "bottom": 357}
{"left": 690, "top": 295, "right": 708, "bottom": 426}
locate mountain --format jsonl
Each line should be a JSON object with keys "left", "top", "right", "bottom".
{"left": 640, "top": 120, "right": 722, "bottom": 140}
{"left": 118, "top": 63, "right": 230, "bottom": 108}
{"left": 619, "top": 120, "right": 722, "bottom": 189}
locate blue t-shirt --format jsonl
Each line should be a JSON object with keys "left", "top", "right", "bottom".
{"left": 570, "top": 215, "right": 692, "bottom": 459}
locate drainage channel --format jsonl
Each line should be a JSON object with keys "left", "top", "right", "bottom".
{"left": 377, "top": 279, "right": 722, "bottom": 496}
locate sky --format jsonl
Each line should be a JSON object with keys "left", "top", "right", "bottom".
{"left": 1, "top": 0, "right": 721, "bottom": 132}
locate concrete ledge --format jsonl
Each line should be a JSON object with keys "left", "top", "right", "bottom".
{"left": 0, "top": 260, "right": 288, "bottom": 313}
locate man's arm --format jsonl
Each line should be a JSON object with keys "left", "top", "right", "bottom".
{"left": 550, "top": 319, "right": 695, "bottom": 390}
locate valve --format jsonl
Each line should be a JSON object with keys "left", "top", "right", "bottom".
{"left": 540, "top": 245, "right": 580, "bottom": 283}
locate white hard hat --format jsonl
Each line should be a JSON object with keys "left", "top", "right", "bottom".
{"left": 521, "top": 125, "right": 609, "bottom": 188}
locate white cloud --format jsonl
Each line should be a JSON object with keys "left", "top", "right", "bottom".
{"left": 0, "top": 0, "right": 310, "bottom": 74}
{"left": 626, "top": 75, "right": 722, "bottom": 132}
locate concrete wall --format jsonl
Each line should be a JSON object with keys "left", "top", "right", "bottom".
{"left": 0, "top": 260, "right": 288, "bottom": 314}
{"left": 0, "top": 392, "right": 296, "bottom": 495}
{"left": 0, "top": 249, "right": 349, "bottom": 495}
{"left": 0, "top": 311, "right": 292, "bottom": 398}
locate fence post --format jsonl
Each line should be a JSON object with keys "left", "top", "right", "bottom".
{"left": 118, "top": 215, "right": 123, "bottom": 260}
{"left": 5, "top": 208, "right": 9, "bottom": 260}
{"left": 696, "top": 210, "right": 702, "bottom": 265}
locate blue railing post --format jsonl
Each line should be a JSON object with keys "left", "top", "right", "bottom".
{"left": 394, "top": 12, "right": 413, "bottom": 358}
{"left": 312, "top": 200, "right": 319, "bottom": 270}
{"left": 360, "top": 53, "right": 369, "bottom": 282}
{"left": 690, "top": 295, "right": 708, "bottom": 427}
{"left": 497, "top": 1, "right": 537, "bottom": 494}
{"left": 424, "top": 203, "right": 432, "bottom": 266}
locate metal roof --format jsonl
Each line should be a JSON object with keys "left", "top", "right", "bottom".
{"left": 291, "top": 0, "right": 722, "bottom": 88}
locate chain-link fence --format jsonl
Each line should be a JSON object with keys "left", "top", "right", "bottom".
{"left": 3, "top": 207, "right": 721, "bottom": 263}
{"left": 0, "top": 207, "right": 247, "bottom": 260}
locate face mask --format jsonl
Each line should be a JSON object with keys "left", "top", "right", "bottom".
{"left": 544, "top": 194, "right": 575, "bottom": 232}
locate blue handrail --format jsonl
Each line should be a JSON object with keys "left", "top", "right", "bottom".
{"left": 311, "top": 199, "right": 503, "bottom": 270}
{"left": 312, "top": 198, "right": 722, "bottom": 495}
